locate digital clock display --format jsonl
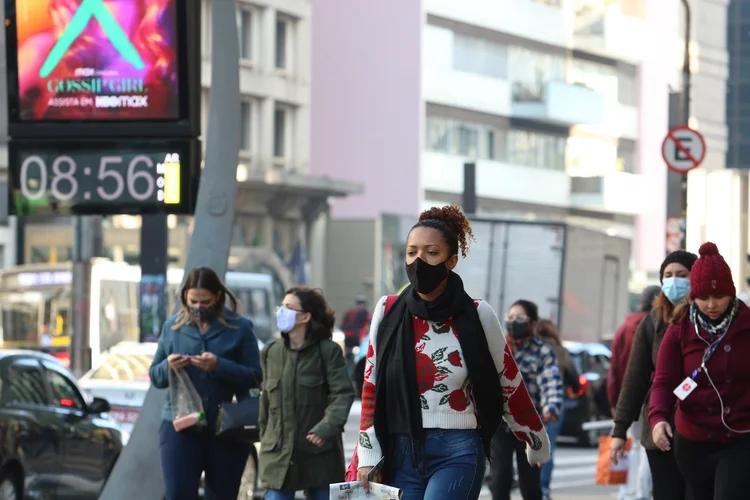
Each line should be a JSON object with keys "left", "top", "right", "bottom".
{"left": 8, "top": 138, "right": 199, "bottom": 216}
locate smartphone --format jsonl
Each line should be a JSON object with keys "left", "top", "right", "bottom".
{"left": 367, "top": 456, "right": 385, "bottom": 481}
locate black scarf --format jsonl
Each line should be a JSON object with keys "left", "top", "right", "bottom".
{"left": 374, "top": 272, "right": 504, "bottom": 471}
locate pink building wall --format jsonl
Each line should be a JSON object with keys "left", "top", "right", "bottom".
{"left": 310, "top": 0, "right": 423, "bottom": 218}
{"left": 634, "top": 0, "right": 680, "bottom": 273}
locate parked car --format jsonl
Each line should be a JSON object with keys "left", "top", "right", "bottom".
{"left": 560, "top": 341, "right": 612, "bottom": 447}
{"left": 78, "top": 340, "right": 264, "bottom": 499}
{"left": 0, "top": 349, "right": 122, "bottom": 499}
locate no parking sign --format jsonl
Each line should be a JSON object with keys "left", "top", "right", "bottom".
{"left": 661, "top": 126, "right": 706, "bottom": 174}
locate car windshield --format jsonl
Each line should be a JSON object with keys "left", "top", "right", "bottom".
{"left": 89, "top": 353, "right": 153, "bottom": 382}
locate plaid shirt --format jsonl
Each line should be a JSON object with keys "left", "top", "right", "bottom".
{"left": 512, "top": 336, "right": 564, "bottom": 418}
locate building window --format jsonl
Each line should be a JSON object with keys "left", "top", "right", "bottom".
{"left": 507, "top": 129, "right": 566, "bottom": 171}
{"left": 458, "top": 125, "right": 479, "bottom": 157}
{"left": 240, "top": 101, "right": 252, "bottom": 151}
{"left": 569, "top": 59, "right": 617, "bottom": 101}
{"left": 426, "top": 117, "right": 454, "bottom": 153}
{"left": 275, "top": 18, "right": 290, "bottom": 69}
{"left": 274, "top": 107, "right": 287, "bottom": 158}
{"left": 425, "top": 117, "right": 506, "bottom": 161}
{"left": 238, "top": 8, "right": 253, "bottom": 61}
{"left": 487, "top": 130, "right": 496, "bottom": 159}
{"left": 509, "top": 47, "right": 565, "bottom": 102}
{"left": 453, "top": 34, "right": 508, "bottom": 79}
{"left": 616, "top": 139, "right": 636, "bottom": 173}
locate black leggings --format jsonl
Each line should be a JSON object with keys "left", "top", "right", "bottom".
{"left": 674, "top": 432, "right": 750, "bottom": 500}
{"left": 488, "top": 428, "right": 541, "bottom": 500}
{"left": 645, "top": 449, "right": 688, "bottom": 500}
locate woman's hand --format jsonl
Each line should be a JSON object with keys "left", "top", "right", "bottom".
{"left": 306, "top": 433, "right": 324, "bottom": 447}
{"left": 652, "top": 421, "right": 673, "bottom": 451}
{"left": 357, "top": 466, "right": 379, "bottom": 493}
{"left": 609, "top": 437, "right": 627, "bottom": 465}
{"left": 167, "top": 354, "right": 190, "bottom": 371}
{"left": 190, "top": 352, "right": 217, "bottom": 372}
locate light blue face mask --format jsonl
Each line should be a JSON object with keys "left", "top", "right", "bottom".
{"left": 662, "top": 277, "right": 691, "bottom": 304}
{"left": 276, "top": 306, "right": 299, "bottom": 333}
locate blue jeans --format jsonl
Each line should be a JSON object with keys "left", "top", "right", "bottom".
{"left": 390, "top": 429, "right": 485, "bottom": 500}
{"left": 159, "top": 420, "right": 250, "bottom": 500}
{"left": 265, "top": 488, "right": 328, "bottom": 500}
{"left": 540, "top": 410, "right": 564, "bottom": 498}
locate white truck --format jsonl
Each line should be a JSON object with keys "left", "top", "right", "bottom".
{"left": 459, "top": 218, "right": 631, "bottom": 342}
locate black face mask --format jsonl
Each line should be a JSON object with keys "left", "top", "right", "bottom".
{"left": 506, "top": 321, "right": 531, "bottom": 340}
{"left": 406, "top": 257, "right": 449, "bottom": 294}
{"left": 190, "top": 304, "right": 218, "bottom": 323}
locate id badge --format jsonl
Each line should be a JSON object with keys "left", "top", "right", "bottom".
{"left": 673, "top": 377, "right": 697, "bottom": 401}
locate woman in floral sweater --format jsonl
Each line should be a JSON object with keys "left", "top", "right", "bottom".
{"left": 356, "top": 205, "right": 551, "bottom": 500}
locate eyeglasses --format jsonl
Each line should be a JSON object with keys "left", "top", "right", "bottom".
{"left": 505, "top": 314, "right": 529, "bottom": 323}
{"left": 276, "top": 305, "right": 304, "bottom": 313}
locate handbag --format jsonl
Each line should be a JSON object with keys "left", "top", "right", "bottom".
{"left": 216, "top": 362, "right": 262, "bottom": 443}
{"left": 216, "top": 388, "right": 260, "bottom": 442}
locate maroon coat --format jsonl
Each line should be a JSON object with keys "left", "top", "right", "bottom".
{"left": 649, "top": 301, "right": 750, "bottom": 442}
{"left": 607, "top": 311, "right": 648, "bottom": 410}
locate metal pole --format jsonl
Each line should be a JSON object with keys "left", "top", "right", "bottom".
{"left": 99, "top": 0, "right": 240, "bottom": 496}
{"left": 462, "top": 162, "right": 477, "bottom": 215}
{"left": 679, "top": 0, "right": 691, "bottom": 250}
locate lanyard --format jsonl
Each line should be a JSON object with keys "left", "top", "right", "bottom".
{"left": 691, "top": 321, "right": 728, "bottom": 380}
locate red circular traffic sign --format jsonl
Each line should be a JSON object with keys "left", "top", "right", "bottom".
{"left": 661, "top": 126, "right": 706, "bottom": 174}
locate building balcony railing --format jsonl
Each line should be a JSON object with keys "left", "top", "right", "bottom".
{"left": 511, "top": 81, "right": 605, "bottom": 126}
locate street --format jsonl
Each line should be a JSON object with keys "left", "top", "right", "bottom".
{"left": 342, "top": 402, "right": 619, "bottom": 500}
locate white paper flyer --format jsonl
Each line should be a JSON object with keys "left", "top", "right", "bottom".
{"left": 329, "top": 481, "right": 403, "bottom": 499}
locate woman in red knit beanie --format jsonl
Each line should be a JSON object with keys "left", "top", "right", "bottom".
{"left": 649, "top": 242, "right": 750, "bottom": 499}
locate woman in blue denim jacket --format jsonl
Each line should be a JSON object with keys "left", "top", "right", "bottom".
{"left": 149, "top": 266, "right": 262, "bottom": 500}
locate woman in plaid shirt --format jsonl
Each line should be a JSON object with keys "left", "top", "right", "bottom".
{"left": 490, "top": 299, "right": 564, "bottom": 500}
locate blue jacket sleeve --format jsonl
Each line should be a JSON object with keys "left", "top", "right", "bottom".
{"left": 213, "top": 319, "right": 262, "bottom": 387}
{"left": 149, "top": 324, "right": 171, "bottom": 389}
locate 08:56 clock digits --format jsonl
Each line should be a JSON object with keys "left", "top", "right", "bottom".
{"left": 19, "top": 154, "right": 159, "bottom": 202}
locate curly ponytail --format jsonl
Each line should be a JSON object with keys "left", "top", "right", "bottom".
{"left": 411, "top": 205, "right": 475, "bottom": 258}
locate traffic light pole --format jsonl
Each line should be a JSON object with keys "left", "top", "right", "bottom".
{"left": 678, "top": 0, "right": 691, "bottom": 251}
{"left": 99, "top": 0, "right": 241, "bottom": 496}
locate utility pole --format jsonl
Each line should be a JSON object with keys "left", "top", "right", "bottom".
{"left": 679, "top": 0, "right": 691, "bottom": 251}
{"left": 99, "top": 0, "right": 241, "bottom": 497}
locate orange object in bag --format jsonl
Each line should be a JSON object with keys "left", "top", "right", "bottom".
{"left": 595, "top": 435, "right": 631, "bottom": 486}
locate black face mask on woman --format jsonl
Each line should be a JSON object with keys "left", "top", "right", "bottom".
{"left": 506, "top": 321, "right": 531, "bottom": 340}
{"left": 190, "top": 304, "right": 219, "bottom": 323}
{"left": 406, "top": 257, "right": 449, "bottom": 294}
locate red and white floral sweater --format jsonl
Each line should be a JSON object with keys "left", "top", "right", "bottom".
{"left": 357, "top": 296, "right": 550, "bottom": 467}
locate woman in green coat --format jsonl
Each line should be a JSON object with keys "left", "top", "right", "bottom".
{"left": 259, "top": 286, "right": 355, "bottom": 500}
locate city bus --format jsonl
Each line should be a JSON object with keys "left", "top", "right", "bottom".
{"left": 0, "top": 260, "right": 277, "bottom": 371}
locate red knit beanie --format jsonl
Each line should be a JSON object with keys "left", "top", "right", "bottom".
{"left": 689, "top": 242, "right": 736, "bottom": 300}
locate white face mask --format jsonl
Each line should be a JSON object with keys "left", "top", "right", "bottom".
{"left": 276, "top": 306, "right": 298, "bottom": 333}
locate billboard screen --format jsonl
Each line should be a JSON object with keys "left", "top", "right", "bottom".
{"left": 9, "top": 0, "right": 181, "bottom": 122}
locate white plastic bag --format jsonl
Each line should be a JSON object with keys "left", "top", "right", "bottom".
{"left": 168, "top": 368, "right": 206, "bottom": 431}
